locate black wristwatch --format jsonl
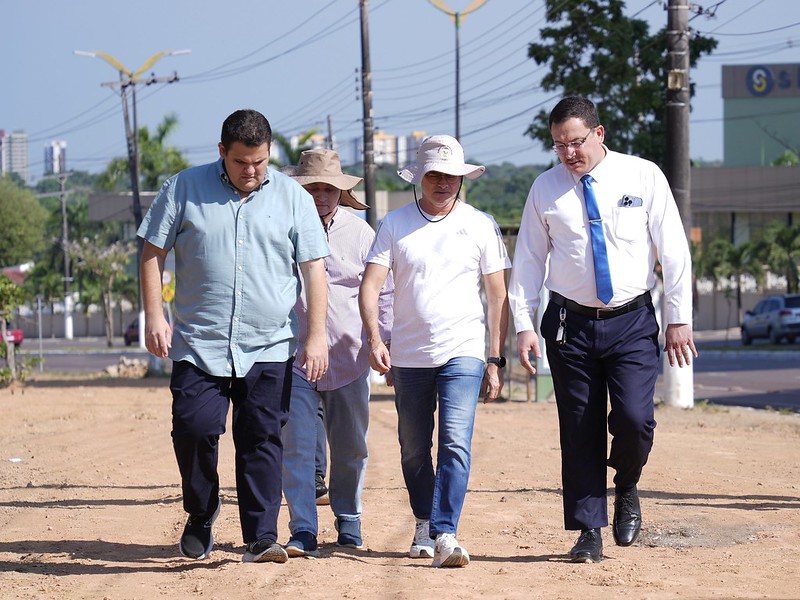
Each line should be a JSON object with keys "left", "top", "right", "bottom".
{"left": 487, "top": 356, "right": 506, "bottom": 368}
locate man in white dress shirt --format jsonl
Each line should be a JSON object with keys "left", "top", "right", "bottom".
{"left": 508, "top": 96, "right": 697, "bottom": 563}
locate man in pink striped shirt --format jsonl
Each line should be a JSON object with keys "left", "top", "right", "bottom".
{"left": 280, "top": 149, "right": 393, "bottom": 557}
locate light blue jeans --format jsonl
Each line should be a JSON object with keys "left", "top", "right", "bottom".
{"left": 282, "top": 370, "right": 370, "bottom": 537}
{"left": 391, "top": 356, "right": 484, "bottom": 539}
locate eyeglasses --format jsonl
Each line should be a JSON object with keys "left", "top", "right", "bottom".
{"left": 424, "top": 172, "right": 462, "bottom": 184}
{"left": 552, "top": 128, "right": 595, "bottom": 154}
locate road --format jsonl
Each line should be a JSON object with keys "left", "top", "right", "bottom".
{"left": 14, "top": 331, "right": 800, "bottom": 412}
{"left": 17, "top": 336, "right": 148, "bottom": 375}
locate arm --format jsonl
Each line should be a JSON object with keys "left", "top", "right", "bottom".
{"left": 509, "top": 183, "right": 547, "bottom": 374}
{"left": 359, "top": 262, "right": 391, "bottom": 374}
{"left": 648, "top": 166, "right": 697, "bottom": 368}
{"left": 482, "top": 269, "right": 509, "bottom": 403}
{"left": 140, "top": 241, "right": 171, "bottom": 358}
{"left": 298, "top": 257, "right": 328, "bottom": 382}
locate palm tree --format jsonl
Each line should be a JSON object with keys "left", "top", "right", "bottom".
{"left": 269, "top": 129, "right": 319, "bottom": 168}
{"left": 712, "top": 240, "right": 763, "bottom": 323}
{"left": 97, "top": 114, "right": 189, "bottom": 192}
{"left": 754, "top": 222, "right": 800, "bottom": 294}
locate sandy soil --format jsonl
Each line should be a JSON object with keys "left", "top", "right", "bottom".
{"left": 1, "top": 375, "right": 799, "bottom": 600}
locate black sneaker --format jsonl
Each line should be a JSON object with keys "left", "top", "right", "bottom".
{"left": 242, "top": 539, "right": 289, "bottom": 563}
{"left": 179, "top": 498, "right": 221, "bottom": 559}
{"left": 315, "top": 474, "right": 330, "bottom": 506}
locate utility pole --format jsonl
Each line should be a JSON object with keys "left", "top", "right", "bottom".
{"left": 59, "top": 172, "right": 73, "bottom": 340}
{"left": 75, "top": 49, "right": 189, "bottom": 346}
{"left": 359, "top": 0, "right": 377, "bottom": 228}
{"left": 327, "top": 113, "right": 335, "bottom": 150}
{"left": 663, "top": 0, "right": 693, "bottom": 408}
{"left": 36, "top": 174, "right": 74, "bottom": 339}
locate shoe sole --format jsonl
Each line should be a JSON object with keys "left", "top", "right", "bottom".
{"left": 409, "top": 545, "right": 434, "bottom": 559}
{"left": 315, "top": 494, "right": 330, "bottom": 506}
{"left": 242, "top": 545, "right": 289, "bottom": 563}
{"left": 179, "top": 498, "right": 221, "bottom": 560}
{"left": 433, "top": 548, "right": 470, "bottom": 567}
{"left": 570, "top": 552, "right": 603, "bottom": 563}
{"left": 336, "top": 540, "right": 363, "bottom": 549}
{"left": 286, "top": 545, "right": 320, "bottom": 558}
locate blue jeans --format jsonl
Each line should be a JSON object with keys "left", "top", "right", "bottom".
{"left": 391, "top": 357, "right": 484, "bottom": 538}
{"left": 281, "top": 370, "right": 370, "bottom": 537}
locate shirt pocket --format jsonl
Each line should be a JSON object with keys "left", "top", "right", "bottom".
{"left": 613, "top": 206, "right": 648, "bottom": 242}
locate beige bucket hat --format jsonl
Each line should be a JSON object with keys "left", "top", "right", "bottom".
{"left": 290, "top": 148, "right": 367, "bottom": 209}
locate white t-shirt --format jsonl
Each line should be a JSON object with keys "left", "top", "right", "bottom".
{"left": 366, "top": 201, "right": 511, "bottom": 368}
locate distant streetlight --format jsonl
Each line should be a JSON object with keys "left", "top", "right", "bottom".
{"left": 74, "top": 48, "right": 189, "bottom": 347}
{"left": 428, "top": 0, "right": 489, "bottom": 141}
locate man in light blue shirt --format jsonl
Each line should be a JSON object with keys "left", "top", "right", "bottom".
{"left": 138, "top": 109, "right": 329, "bottom": 564}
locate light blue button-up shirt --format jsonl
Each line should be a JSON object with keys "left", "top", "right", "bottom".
{"left": 138, "top": 159, "right": 330, "bottom": 377}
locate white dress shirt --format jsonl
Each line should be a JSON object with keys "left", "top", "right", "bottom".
{"left": 509, "top": 147, "right": 692, "bottom": 333}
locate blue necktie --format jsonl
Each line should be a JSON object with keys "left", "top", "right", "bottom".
{"left": 581, "top": 174, "right": 614, "bottom": 304}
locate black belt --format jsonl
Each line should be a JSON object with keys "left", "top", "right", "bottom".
{"left": 550, "top": 291, "right": 652, "bottom": 320}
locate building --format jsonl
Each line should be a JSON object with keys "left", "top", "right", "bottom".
{"left": 722, "top": 63, "right": 800, "bottom": 167}
{"left": 44, "top": 140, "right": 68, "bottom": 175}
{"left": 0, "top": 130, "right": 29, "bottom": 183}
{"left": 351, "top": 130, "right": 428, "bottom": 167}
{"left": 692, "top": 63, "right": 800, "bottom": 246}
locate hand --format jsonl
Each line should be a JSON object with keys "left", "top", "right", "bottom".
{"left": 481, "top": 364, "right": 504, "bottom": 403}
{"left": 367, "top": 341, "right": 391, "bottom": 375}
{"left": 664, "top": 323, "right": 698, "bottom": 368}
{"left": 299, "top": 334, "right": 329, "bottom": 383}
{"left": 144, "top": 315, "right": 172, "bottom": 358}
{"left": 516, "top": 330, "right": 542, "bottom": 375}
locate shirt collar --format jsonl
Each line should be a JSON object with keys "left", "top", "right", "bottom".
{"left": 216, "top": 158, "right": 271, "bottom": 194}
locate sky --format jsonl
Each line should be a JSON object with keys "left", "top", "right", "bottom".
{"left": 3, "top": 0, "right": 800, "bottom": 183}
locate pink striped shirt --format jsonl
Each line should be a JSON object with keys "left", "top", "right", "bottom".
{"left": 293, "top": 208, "right": 393, "bottom": 390}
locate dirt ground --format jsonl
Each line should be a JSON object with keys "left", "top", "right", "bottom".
{"left": 1, "top": 374, "right": 799, "bottom": 600}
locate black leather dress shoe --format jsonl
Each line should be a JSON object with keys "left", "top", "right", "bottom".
{"left": 569, "top": 528, "right": 603, "bottom": 563}
{"left": 613, "top": 488, "right": 642, "bottom": 546}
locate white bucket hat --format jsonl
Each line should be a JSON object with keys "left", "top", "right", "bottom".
{"left": 397, "top": 135, "right": 485, "bottom": 184}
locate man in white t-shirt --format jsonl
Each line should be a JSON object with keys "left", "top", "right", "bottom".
{"left": 359, "top": 135, "right": 511, "bottom": 568}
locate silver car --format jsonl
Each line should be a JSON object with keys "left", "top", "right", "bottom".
{"left": 741, "top": 294, "right": 800, "bottom": 345}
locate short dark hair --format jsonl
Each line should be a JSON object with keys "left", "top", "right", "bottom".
{"left": 548, "top": 96, "right": 600, "bottom": 129}
{"left": 220, "top": 109, "right": 272, "bottom": 149}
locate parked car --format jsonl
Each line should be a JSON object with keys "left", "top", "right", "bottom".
{"left": 3, "top": 322, "right": 23, "bottom": 346}
{"left": 741, "top": 294, "right": 800, "bottom": 345}
{"left": 124, "top": 318, "right": 138, "bottom": 346}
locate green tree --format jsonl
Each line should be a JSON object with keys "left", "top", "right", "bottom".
{"left": 773, "top": 150, "right": 799, "bottom": 167}
{"left": 97, "top": 114, "right": 189, "bottom": 192}
{"left": 706, "top": 239, "right": 763, "bottom": 323}
{"left": 69, "top": 238, "right": 134, "bottom": 346}
{"left": 269, "top": 129, "right": 318, "bottom": 168}
{"left": 0, "top": 176, "right": 49, "bottom": 267}
{"left": 0, "top": 275, "right": 27, "bottom": 381}
{"left": 752, "top": 222, "right": 800, "bottom": 294}
{"left": 526, "top": 0, "right": 718, "bottom": 167}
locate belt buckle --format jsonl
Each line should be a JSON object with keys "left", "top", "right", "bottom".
{"left": 596, "top": 307, "right": 616, "bottom": 319}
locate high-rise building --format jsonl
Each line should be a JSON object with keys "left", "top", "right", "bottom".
{"left": 1, "top": 130, "right": 29, "bottom": 183}
{"left": 0, "top": 129, "right": 6, "bottom": 175}
{"left": 44, "top": 140, "right": 67, "bottom": 175}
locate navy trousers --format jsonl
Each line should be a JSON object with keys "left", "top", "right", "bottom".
{"left": 541, "top": 300, "right": 660, "bottom": 531}
{"left": 170, "top": 359, "right": 292, "bottom": 544}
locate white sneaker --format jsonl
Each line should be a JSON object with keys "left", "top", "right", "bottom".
{"left": 409, "top": 518, "right": 434, "bottom": 558}
{"left": 432, "top": 533, "right": 469, "bottom": 568}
